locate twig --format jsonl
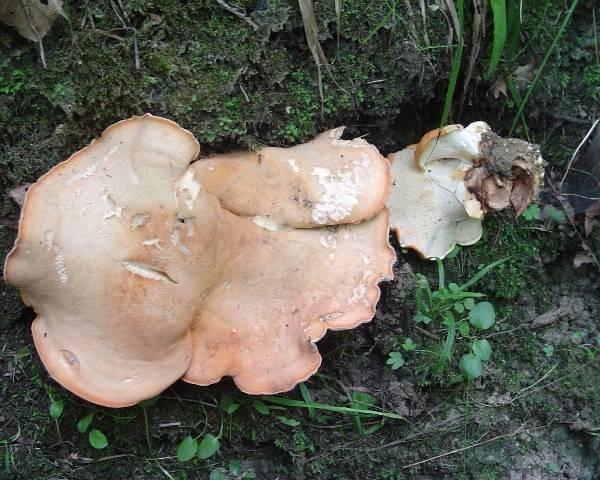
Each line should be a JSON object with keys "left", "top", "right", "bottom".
{"left": 239, "top": 84, "right": 250, "bottom": 103}
{"left": 110, "top": 0, "right": 140, "bottom": 69}
{"left": 560, "top": 193, "right": 600, "bottom": 201}
{"left": 415, "top": 325, "right": 441, "bottom": 340}
{"left": 133, "top": 34, "right": 140, "bottom": 70}
{"left": 91, "top": 29, "right": 125, "bottom": 41}
{"left": 403, "top": 423, "right": 551, "bottom": 469}
{"left": 550, "top": 113, "right": 593, "bottom": 126}
{"left": 560, "top": 118, "right": 599, "bottom": 186}
{"left": 482, "top": 324, "right": 526, "bottom": 338}
{"left": 216, "top": 0, "right": 259, "bottom": 31}
{"left": 509, "top": 363, "right": 558, "bottom": 403}
{"left": 593, "top": 7, "right": 599, "bottom": 65}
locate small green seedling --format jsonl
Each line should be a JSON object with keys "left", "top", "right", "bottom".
{"left": 413, "top": 258, "right": 503, "bottom": 382}
{"left": 49, "top": 398, "right": 64, "bottom": 419}
{"left": 522, "top": 204, "right": 541, "bottom": 221}
{"left": 176, "top": 433, "right": 221, "bottom": 463}
{"left": 76, "top": 413, "right": 94, "bottom": 434}
{"left": 75, "top": 412, "right": 109, "bottom": 449}
{"left": 544, "top": 206, "right": 566, "bottom": 223}
{"left": 219, "top": 393, "right": 241, "bottom": 414}
{"left": 88, "top": 429, "right": 108, "bottom": 449}
{"left": 177, "top": 397, "right": 225, "bottom": 463}
{"left": 209, "top": 460, "right": 256, "bottom": 480}
{"left": 177, "top": 436, "right": 198, "bottom": 462}
{"left": 543, "top": 344, "right": 555, "bottom": 357}
{"left": 402, "top": 338, "right": 417, "bottom": 351}
{"left": 197, "top": 434, "right": 220, "bottom": 459}
{"left": 387, "top": 351, "right": 405, "bottom": 370}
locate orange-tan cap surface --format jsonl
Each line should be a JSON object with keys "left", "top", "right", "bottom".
{"left": 4, "top": 115, "right": 206, "bottom": 407}
{"left": 191, "top": 127, "right": 392, "bottom": 228}
{"left": 4, "top": 115, "right": 395, "bottom": 406}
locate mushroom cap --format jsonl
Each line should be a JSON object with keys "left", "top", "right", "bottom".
{"left": 191, "top": 127, "right": 391, "bottom": 228}
{"left": 4, "top": 114, "right": 206, "bottom": 407}
{"left": 387, "top": 146, "right": 482, "bottom": 259}
{"left": 4, "top": 115, "right": 395, "bottom": 406}
{"left": 184, "top": 210, "right": 394, "bottom": 394}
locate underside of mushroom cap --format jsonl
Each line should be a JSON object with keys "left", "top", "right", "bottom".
{"left": 388, "top": 121, "right": 543, "bottom": 259}
{"left": 191, "top": 127, "right": 392, "bottom": 228}
{"left": 387, "top": 147, "right": 483, "bottom": 259}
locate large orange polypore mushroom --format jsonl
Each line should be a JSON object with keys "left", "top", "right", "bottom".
{"left": 4, "top": 114, "right": 394, "bottom": 407}
{"left": 387, "top": 121, "right": 543, "bottom": 259}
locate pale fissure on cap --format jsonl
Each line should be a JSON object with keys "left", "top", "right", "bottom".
{"left": 414, "top": 122, "right": 490, "bottom": 169}
{"left": 191, "top": 127, "right": 392, "bottom": 228}
{"left": 5, "top": 115, "right": 395, "bottom": 406}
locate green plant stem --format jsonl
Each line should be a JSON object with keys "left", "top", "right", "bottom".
{"left": 142, "top": 406, "right": 152, "bottom": 454}
{"left": 440, "top": 0, "right": 464, "bottom": 126}
{"left": 437, "top": 259, "right": 445, "bottom": 289}
{"left": 509, "top": 0, "right": 580, "bottom": 134}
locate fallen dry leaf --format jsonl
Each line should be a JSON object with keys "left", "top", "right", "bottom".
{"left": 513, "top": 62, "right": 536, "bottom": 84}
{"left": 585, "top": 201, "right": 600, "bottom": 236}
{"left": 0, "top": 0, "right": 66, "bottom": 42}
{"left": 8, "top": 183, "right": 32, "bottom": 207}
{"left": 573, "top": 250, "right": 595, "bottom": 268}
{"left": 492, "top": 76, "right": 508, "bottom": 99}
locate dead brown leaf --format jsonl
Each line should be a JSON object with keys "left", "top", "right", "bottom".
{"left": 8, "top": 183, "right": 31, "bottom": 207}
{"left": 513, "top": 62, "right": 536, "bottom": 83}
{"left": 492, "top": 76, "right": 508, "bottom": 99}
{"left": 573, "top": 250, "right": 595, "bottom": 268}
{"left": 0, "top": 0, "right": 66, "bottom": 42}
{"left": 585, "top": 201, "right": 600, "bottom": 236}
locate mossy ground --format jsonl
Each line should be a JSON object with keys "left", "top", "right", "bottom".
{"left": 1, "top": 1, "right": 599, "bottom": 479}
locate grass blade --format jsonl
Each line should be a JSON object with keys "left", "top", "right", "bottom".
{"left": 440, "top": 0, "right": 464, "bottom": 126}
{"left": 299, "top": 383, "right": 315, "bottom": 418}
{"left": 458, "top": 258, "right": 508, "bottom": 291}
{"left": 486, "top": 0, "right": 507, "bottom": 79}
{"left": 509, "top": 0, "right": 580, "bottom": 135}
{"left": 261, "top": 396, "right": 405, "bottom": 420}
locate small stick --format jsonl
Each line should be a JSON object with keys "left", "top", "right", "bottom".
{"left": 509, "top": 363, "right": 557, "bottom": 403}
{"left": 216, "top": 0, "right": 259, "bottom": 31}
{"left": 403, "top": 423, "right": 551, "bottom": 469}
{"left": 560, "top": 118, "right": 599, "bottom": 186}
